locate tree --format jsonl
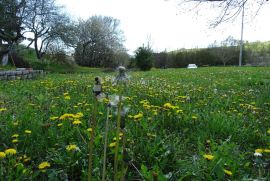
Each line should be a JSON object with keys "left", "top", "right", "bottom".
{"left": 135, "top": 46, "right": 154, "bottom": 71}
{"left": 177, "top": 0, "right": 269, "bottom": 27}
{"left": 0, "top": 0, "right": 26, "bottom": 55}
{"left": 73, "top": 16, "right": 125, "bottom": 67}
{"left": 23, "top": 0, "right": 67, "bottom": 59}
{"left": 210, "top": 36, "right": 239, "bottom": 66}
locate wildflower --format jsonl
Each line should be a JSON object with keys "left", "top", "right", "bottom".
{"left": 38, "top": 162, "right": 51, "bottom": 170}
{"left": 66, "top": 144, "right": 79, "bottom": 152}
{"left": 108, "top": 95, "right": 120, "bottom": 107}
{"left": 133, "top": 113, "right": 143, "bottom": 120}
{"left": 0, "top": 152, "right": 6, "bottom": 159}
{"left": 163, "top": 103, "right": 173, "bottom": 109}
{"left": 72, "top": 120, "right": 82, "bottom": 125}
{"left": 59, "top": 113, "right": 72, "bottom": 120}
{"left": 12, "top": 139, "right": 19, "bottom": 143}
{"left": 254, "top": 152, "right": 262, "bottom": 157}
{"left": 5, "top": 148, "right": 17, "bottom": 155}
{"left": 73, "top": 112, "right": 84, "bottom": 119}
{"left": 0, "top": 108, "right": 7, "bottom": 112}
{"left": 25, "top": 130, "right": 31, "bottom": 134}
{"left": 203, "top": 154, "right": 214, "bottom": 161}
{"left": 63, "top": 92, "right": 69, "bottom": 96}
{"left": 192, "top": 116, "right": 198, "bottom": 119}
{"left": 263, "top": 149, "right": 270, "bottom": 153}
{"left": 176, "top": 109, "right": 183, "bottom": 114}
{"left": 109, "top": 142, "right": 116, "bottom": 148}
{"left": 11, "top": 134, "right": 19, "bottom": 138}
{"left": 87, "top": 128, "right": 93, "bottom": 132}
{"left": 224, "top": 169, "right": 232, "bottom": 176}
{"left": 50, "top": 116, "right": 58, "bottom": 121}
{"left": 93, "top": 77, "right": 102, "bottom": 97}
{"left": 13, "top": 122, "right": 19, "bottom": 126}
{"left": 57, "top": 123, "right": 63, "bottom": 127}
{"left": 23, "top": 157, "right": 31, "bottom": 162}
{"left": 64, "top": 96, "right": 71, "bottom": 100}
{"left": 113, "top": 66, "right": 129, "bottom": 85}
{"left": 255, "top": 149, "right": 263, "bottom": 153}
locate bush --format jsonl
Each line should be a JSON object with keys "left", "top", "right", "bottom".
{"left": 135, "top": 46, "right": 154, "bottom": 71}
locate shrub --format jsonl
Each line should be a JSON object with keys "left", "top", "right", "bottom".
{"left": 135, "top": 46, "right": 154, "bottom": 71}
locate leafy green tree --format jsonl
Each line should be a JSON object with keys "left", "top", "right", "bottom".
{"left": 135, "top": 46, "right": 154, "bottom": 71}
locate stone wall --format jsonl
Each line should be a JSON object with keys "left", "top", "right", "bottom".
{"left": 0, "top": 70, "right": 44, "bottom": 80}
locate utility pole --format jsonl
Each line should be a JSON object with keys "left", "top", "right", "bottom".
{"left": 239, "top": 0, "right": 245, "bottom": 66}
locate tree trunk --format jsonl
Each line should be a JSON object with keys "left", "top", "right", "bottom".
{"left": 34, "top": 35, "right": 41, "bottom": 59}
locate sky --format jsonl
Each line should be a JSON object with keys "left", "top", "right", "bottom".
{"left": 56, "top": 0, "right": 270, "bottom": 54}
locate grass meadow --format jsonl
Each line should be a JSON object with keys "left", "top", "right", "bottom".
{"left": 1, "top": 67, "right": 270, "bottom": 180}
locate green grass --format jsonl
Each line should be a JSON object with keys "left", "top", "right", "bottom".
{"left": 0, "top": 67, "right": 270, "bottom": 180}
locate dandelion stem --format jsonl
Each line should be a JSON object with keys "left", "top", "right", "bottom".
{"left": 77, "top": 127, "right": 87, "bottom": 145}
{"left": 120, "top": 129, "right": 127, "bottom": 181}
{"left": 114, "top": 94, "right": 122, "bottom": 181}
{"left": 102, "top": 106, "right": 110, "bottom": 181}
{"left": 88, "top": 97, "right": 97, "bottom": 181}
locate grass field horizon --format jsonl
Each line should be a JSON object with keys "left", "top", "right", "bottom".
{"left": 1, "top": 67, "right": 270, "bottom": 180}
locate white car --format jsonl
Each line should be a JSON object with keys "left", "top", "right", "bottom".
{"left": 187, "top": 64, "right": 198, "bottom": 69}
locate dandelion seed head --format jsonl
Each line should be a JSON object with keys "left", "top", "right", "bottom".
{"left": 113, "top": 66, "right": 129, "bottom": 85}
{"left": 254, "top": 152, "right": 262, "bottom": 157}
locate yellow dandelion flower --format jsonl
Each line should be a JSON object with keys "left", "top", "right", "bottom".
{"left": 5, "top": 148, "right": 17, "bottom": 155}
{"left": 109, "top": 142, "right": 116, "bottom": 148}
{"left": 0, "top": 108, "right": 7, "bottom": 112}
{"left": 38, "top": 162, "right": 51, "bottom": 170}
{"left": 50, "top": 116, "right": 58, "bottom": 121}
{"left": 224, "top": 169, "right": 232, "bottom": 176}
{"left": 23, "top": 158, "right": 31, "bottom": 162}
{"left": 133, "top": 113, "right": 143, "bottom": 120}
{"left": 76, "top": 112, "right": 84, "bottom": 117}
{"left": 87, "top": 128, "right": 93, "bottom": 132}
{"left": 59, "top": 113, "right": 72, "bottom": 120}
{"left": 176, "top": 109, "right": 183, "bottom": 114}
{"left": 11, "top": 134, "right": 19, "bottom": 138}
{"left": 163, "top": 103, "right": 173, "bottom": 109}
{"left": 25, "top": 130, "right": 31, "bottom": 134}
{"left": 66, "top": 144, "right": 79, "bottom": 151}
{"left": 0, "top": 152, "right": 6, "bottom": 159}
{"left": 12, "top": 139, "right": 19, "bottom": 143}
{"left": 13, "top": 122, "right": 19, "bottom": 126}
{"left": 64, "top": 96, "right": 71, "bottom": 100}
{"left": 203, "top": 154, "right": 214, "bottom": 161}
{"left": 72, "top": 120, "right": 82, "bottom": 125}
{"left": 255, "top": 149, "right": 263, "bottom": 153}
